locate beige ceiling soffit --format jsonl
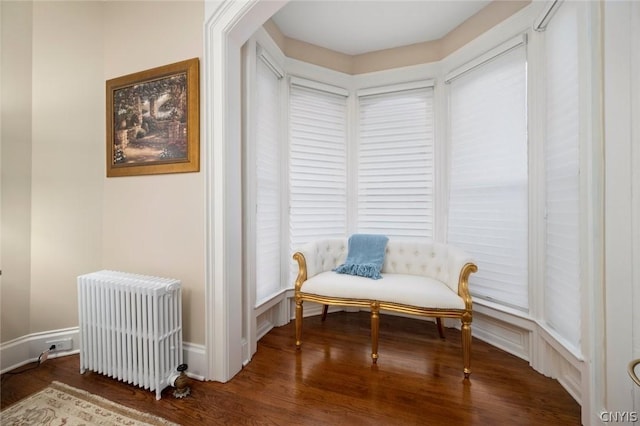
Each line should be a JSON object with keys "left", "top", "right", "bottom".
{"left": 352, "top": 40, "right": 442, "bottom": 75}
{"left": 263, "top": 19, "right": 286, "bottom": 52}
{"left": 263, "top": 0, "right": 532, "bottom": 75}
{"left": 440, "top": 0, "right": 531, "bottom": 57}
{"left": 285, "top": 37, "right": 354, "bottom": 75}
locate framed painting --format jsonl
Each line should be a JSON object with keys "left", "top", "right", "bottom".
{"left": 106, "top": 58, "right": 199, "bottom": 177}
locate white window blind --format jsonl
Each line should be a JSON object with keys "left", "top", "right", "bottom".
{"left": 447, "top": 43, "right": 529, "bottom": 310}
{"left": 357, "top": 86, "right": 434, "bottom": 238}
{"left": 543, "top": 1, "right": 581, "bottom": 349}
{"left": 255, "top": 54, "right": 282, "bottom": 302}
{"left": 289, "top": 81, "right": 348, "bottom": 253}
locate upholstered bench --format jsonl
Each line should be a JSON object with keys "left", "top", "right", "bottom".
{"left": 293, "top": 238, "right": 478, "bottom": 378}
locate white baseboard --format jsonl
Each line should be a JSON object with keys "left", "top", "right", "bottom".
{"left": 472, "top": 308, "right": 532, "bottom": 361}
{"left": 533, "top": 325, "right": 583, "bottom": 404}
{"left": 1, "top": 328, "right": 207, "bottom": 382}
{"left": 0, "top": 327, "right": 80, "bottom": 374}
{"left": 257, "top": 315, "right": 275, "bottom": 341}
{"left": 182, "top": 342, "right": 206, "bottom": 381}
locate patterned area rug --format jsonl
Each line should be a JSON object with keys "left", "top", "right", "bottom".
{"left": 1, "top": 381, "right": 179, "bottom": 425}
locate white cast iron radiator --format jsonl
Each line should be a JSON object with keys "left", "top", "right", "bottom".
{"left": 78, "top": 270, "right": 182, "bottom": 400}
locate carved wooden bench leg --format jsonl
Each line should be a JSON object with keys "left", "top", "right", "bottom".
{"left": 371, "top": 302, "right": 380, "bottom": 364}
{"left": 321, "top": 304, "right": 328, "bottom": 322}
{"left": 295, "top": 298, "right": 303, "bottom": 349}
{"left": 436, "top": 318, "right": 445, "bottom": 339}
{"left": 461, "top": 313, "right": 472, "bottom": 378}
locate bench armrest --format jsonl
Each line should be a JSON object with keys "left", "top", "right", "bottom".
{"left": 293, "top": 251, "right": 308, "bottom": 292}
{"left": 446, "top": 245, "right": 477, "bottom": 310}
{"left": 457, "top": 263, "right": 478, "bottom": 310}
{"left": 293, "top": 239, "right": 348, "bottom": 291}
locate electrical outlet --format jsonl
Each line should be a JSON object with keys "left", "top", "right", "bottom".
{"left": 46, "top": 338, "right": 72, "bottom": 351}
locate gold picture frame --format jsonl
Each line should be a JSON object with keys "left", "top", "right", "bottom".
{"left": 106, "top": 58, "right": 199, "bottom": 177}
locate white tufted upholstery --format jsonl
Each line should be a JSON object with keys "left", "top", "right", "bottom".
{"left": 297, "top": 239, "right": 348, "bottom": 280}
{"left": 296, "top": 239, "right": 474, "bottom": 294}
{"left": 302, "top": 272, "right": 465, "bottom": 310}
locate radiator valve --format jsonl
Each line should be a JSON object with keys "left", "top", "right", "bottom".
{"left": 170, "top": 364, "right": 191, "bottom": 398}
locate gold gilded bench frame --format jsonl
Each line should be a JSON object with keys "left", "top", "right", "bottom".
{"left": 293, "top": 251, "right": 478, "bottom": 378}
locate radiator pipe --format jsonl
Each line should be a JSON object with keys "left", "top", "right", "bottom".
{"left": 169, "top": 363, "right": 191, "bottom": 398}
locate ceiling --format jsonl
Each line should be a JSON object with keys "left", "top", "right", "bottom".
{"left": 271, "top": 0, "right": 492, "bottom": 56}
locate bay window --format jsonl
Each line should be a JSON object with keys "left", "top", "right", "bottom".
{"left": 446, "top": 38, "right": 529, "bottom": 311}
{"left": 251, "top": 17, "right": 584, "bottom": 359}
{"left": 357, "top": 83, "right": 435, "bottom": 239}
{"left": 542, "top": 1, "right": 581, "bottom": 350}
{"left": 255, "top": 50, "right": 284, "bottom": 303}
{"left": 288, "top": 79, "right": 349, "bottom": 250}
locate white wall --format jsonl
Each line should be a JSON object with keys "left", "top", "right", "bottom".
{"left": 0, "top": 1, "right": 206, "bottom": 364}
{"left": 602, "top": 0, "right": 640, "bottom": 419}
{"left": 29, "top": 1, "right": 105, "bottom": 333}
{"left": 633, "top": 1, "right": 640, "bottom": 412}
{"left": 102, "top": 0, "right": 205, "bottom": 345}
{"left": 1, "top": 1, "right": 33, "bottom": 342}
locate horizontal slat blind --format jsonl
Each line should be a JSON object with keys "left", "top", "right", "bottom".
{"left": 289, "top": 82, "right": 348, "bottom": 252}
{"left": 357, "top": 87, "right": 434, "bottom": 238}
{"left": 256, "top": 56, "right": 282, "bottom": 302}
{"left": 447, "top": 44, "right": 529, "bottom": 310}
{"left": 543, "top": 1, "right": 581, "bottom": 349}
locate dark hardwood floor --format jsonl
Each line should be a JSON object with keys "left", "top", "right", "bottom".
{"left": 1, "top": 312, "right": 581, "bottom": 425}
